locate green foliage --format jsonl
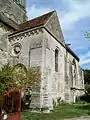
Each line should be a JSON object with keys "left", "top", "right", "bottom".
{"left": 22, "top": 104, "right": 90, "bottom": 120}
{"left": 79, "top": 94, "right": 90, "bottom": 103}
{"left": 84, "top": 69, "right": 90, "bottom": 84}
{"left": 28, "top": 67, "right": 41, "bottom": 87}
{"left": 0, "top": 64, "right": 41, "bottom": 95}
{"left": 79, "top": 69, "right": 90, "bottom": 102}
{"left": 0, "top": 64, "right": 13, "bottom": 94}
{"left": 85, "top": 32, "right": 90, "bottom": 39}
{"left": 85, "top": 84, "right": 90, "bottom": 95}
{"left": 84, "top": 69, "right": 90, "bottom": 95}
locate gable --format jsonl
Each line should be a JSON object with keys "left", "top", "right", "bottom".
{"left": 19, "top": 11, "right": 54, "bottom": 31}
{"left": 45, "top": 11, "right": 65, "bottom": 45}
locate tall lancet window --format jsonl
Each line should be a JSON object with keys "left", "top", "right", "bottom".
{"left": 55, "top": 49, "right": 58, "bottom": 72}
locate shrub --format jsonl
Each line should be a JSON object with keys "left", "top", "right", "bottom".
{"left": 79, "top": 94, "right": 90, "bottom": 103}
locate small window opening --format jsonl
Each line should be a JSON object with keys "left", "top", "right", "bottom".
{"left": 55, "top": 49, "right": 58, "bottom": 72}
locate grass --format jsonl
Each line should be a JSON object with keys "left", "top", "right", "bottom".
{"left": 22, "top": 103, "right": 90, "bottom": 120}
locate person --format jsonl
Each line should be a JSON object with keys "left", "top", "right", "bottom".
{"left": 22, "top": 88, "right": 32, "bottom": 109}
{"left": 1, "top": 109, "right": 8, "bottom": 120}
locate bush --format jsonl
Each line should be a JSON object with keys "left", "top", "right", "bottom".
{"left": 79, "top": 94, "right": 90, "bottom": 103}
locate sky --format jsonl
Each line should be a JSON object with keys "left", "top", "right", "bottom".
{"left": 26, "top": 0, "right": 90, "bottom": 69}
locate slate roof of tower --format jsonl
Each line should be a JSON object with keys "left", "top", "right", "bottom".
{"left": 0, "top": 12, "right": 19, "bottom": 30}
{"left": 19, "top": 11, "right": 55, "bottom": 31}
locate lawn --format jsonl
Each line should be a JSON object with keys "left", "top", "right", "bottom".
{"left": 22, "top": 103, "right": 90, "bottom": 120}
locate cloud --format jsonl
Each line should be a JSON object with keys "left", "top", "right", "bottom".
{"left": 79, "top": 51, "right": 90, "bottom": 65}
{"left": 60, "top": 0, "right": 90, "bottom": 30}
{"left": 80, "top": 51, "right": 90, "bottom": 58}
{"left": 26, "top": 0, "right": 90, "bottom": 69}
{"left": 27, "top": 0, "right": 90, "bottom": 30}
{"left": 26, "top": 5, "right": 52, "bottom": 20}
{"left": 80, "top": 59, "right": 90, "bottom": 66}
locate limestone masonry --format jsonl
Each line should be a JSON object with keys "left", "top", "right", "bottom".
{"left": 0, "top": 0, "right": 84, "bottom": 111}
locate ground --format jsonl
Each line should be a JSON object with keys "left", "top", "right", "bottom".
{"left": 22, "top": 103, "right": 90, "bottom": 120}
{"left": 68, "top": 116, "right": 90, "bottom": 120}
{"left": 65, "top": 116, "right": 90, "bottom": 120}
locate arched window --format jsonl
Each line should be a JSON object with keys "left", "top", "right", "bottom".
{"left": 69, "top": 61, "right": 73, "bottom": 86}
{"left": 72, "top": 59, "right": 77, "bottom": 86}
{"left": 55, "top": 49, "right": 58, "bottom": 72}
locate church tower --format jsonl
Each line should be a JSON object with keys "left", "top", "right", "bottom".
{"left": 0, "top": 0, "right": 27, "bottom": 24}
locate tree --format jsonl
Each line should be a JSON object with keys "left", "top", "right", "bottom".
{"left": 85, "top": 32, "right": 90, "bottom": 39}
{"left": 0, "top": 63, "right": 13, "bottom": 94}
{"left": 79, "top": 69, "right": 90, "bottom": 102}
{"left": 84, "top": 69, "right": 90, "bottom": 85}
{"left": 0, "top": 63, "right": 41, "bottom": 112}
{"left": 0, "top": 63, "right": 41, "bottom": 94}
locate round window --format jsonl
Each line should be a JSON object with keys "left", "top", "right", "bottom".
{"left": 12, "top": 43, "right": 22, "bottom": 56}
{"left": 14, "top": 44, "right": 21, "bottom": 54}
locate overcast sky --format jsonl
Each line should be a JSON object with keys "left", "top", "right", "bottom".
{"left": 26, "top": 0, "right": 90, "bottom": 69}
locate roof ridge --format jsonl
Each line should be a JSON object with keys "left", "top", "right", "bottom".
{"left": 20, "top": 10, "right": 56, "bottom": 25}
{"left": 19, "top": 10, "right": 56, "bottom": 31}
{"left": 29, "top": 10, "right": 55, "bottom": 21}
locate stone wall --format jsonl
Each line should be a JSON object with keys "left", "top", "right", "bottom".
{"left": 8, "top": 26, "right": 84, "bottom": 110}
{"left": 0, "top": 22, "right": 13, "bottom": 68}
{"left": 40, "top": 28, "right": 84, "bottom": 108}
{"left": 40, "top": 29, "right": 66, "bottom": 110}
{"left": 65, "top": 50, "right": 84, "bottom": 103}
{"left": 8, "top": 28, "right": 44, "bottom": 109}
{"left": 45, "top": 12, "right": 65, "bottom": 45}
{"left": 0, "top": 0, "right": 27, "bottom": 24}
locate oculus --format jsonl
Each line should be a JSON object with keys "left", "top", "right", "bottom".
{"left": 11, "top": 43, "right": 22, "bottom": 56}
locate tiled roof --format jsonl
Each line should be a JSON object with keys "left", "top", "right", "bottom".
{"left": 0, "top": 12, "right": 19, "bottom": 30}
{"left": 19, "top": 11, "right": 55, "bottom": 31}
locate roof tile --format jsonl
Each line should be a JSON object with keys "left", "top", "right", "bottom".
{"left": 19, "top": 11, "right": 55, "bottom": 31}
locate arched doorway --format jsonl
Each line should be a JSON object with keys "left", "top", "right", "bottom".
{"left": 12, "top": 63, "right": 28, "bottom": 87}
{"left": 12, "top": 63, "right": 32, "bottom": 110}
{"left": 0, "top": 63, "right": 28, "bottom": 120}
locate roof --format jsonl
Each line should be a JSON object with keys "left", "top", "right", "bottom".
{"left": 0, "top": 12, "right": 19, "bottom": 30}
{"left": 18, "top": 11, "right": 55, "bottom": 31}
{"left": 66, "top": 45, "right": 79, "bottom": 61}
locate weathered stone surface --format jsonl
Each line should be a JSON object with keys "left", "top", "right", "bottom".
{"left": 0, "top": 0, "right": 27, "bottom": 24}
{"left": 45, "top": 11, "right": 65, "bottom": 45}
{"left": 0, "top": 4, "right": 84, "bottom": 111}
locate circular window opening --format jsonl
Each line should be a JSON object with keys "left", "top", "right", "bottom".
{"left": 12, "top": 43, "right": 22, "bottom": 56}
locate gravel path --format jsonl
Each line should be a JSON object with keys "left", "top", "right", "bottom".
{"left": 65, "top": 116, "right": 90, "bottom": 120}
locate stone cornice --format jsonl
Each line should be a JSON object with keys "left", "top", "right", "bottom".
{"left": 8, "top": 25, "right": 79, "bottom": 62}
{"left": 71, "top": 87, "right": 84, "bottom": 91}
{"left": 8, "top": 27, "right": 44, "bottom": 42}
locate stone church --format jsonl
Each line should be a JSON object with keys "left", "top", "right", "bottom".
{"left": 0, "top": 0, "right": 84, "bottom": 111}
